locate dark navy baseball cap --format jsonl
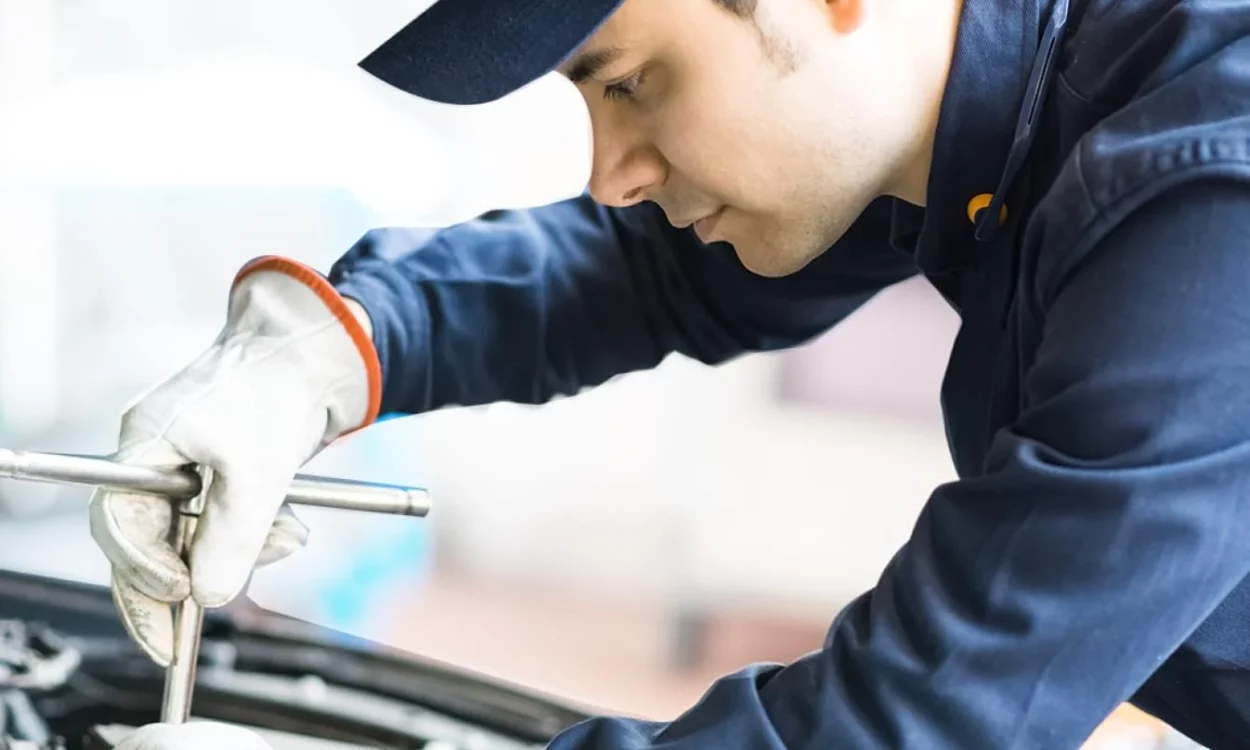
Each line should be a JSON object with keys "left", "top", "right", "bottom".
{"left": 359, "top": 0, "right": 629, "bottom": 105}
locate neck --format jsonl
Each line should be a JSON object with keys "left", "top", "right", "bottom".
{"left": 883, "top": 0, "right": 965, "bottom": 206}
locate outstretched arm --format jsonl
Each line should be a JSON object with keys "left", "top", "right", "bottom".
{"left": 329, "top": 194, "right": 915, "bottom": 415}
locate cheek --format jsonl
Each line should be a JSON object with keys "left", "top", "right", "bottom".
{"left": 651, "top": 97, "right": 782, "bottom": 203}
{"left": 651, "top": 110, "right": 731, "bottom": 178}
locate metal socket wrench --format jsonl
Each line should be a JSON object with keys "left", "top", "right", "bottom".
{"left": 0, "top": 449, "right": 431, "bottom": 516}
{"left": 0, "top": 448, "right": 431, "bottom": 724}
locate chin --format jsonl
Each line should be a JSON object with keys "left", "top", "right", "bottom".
{"left": 732, "top": 240, "right": 821, "bottom": 278}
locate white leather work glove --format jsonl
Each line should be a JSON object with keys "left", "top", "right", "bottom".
{"left": 114, "top": 721, "right": 275, "bottom": 750}
{"left": 89, "top": 255, "right": 381, "bottom": 666}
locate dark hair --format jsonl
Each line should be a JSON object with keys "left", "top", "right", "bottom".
{"left": 713, "top": 0, "right": 758, "bottom": 17}
{"left": 713, "top": 0, "right": 803, "bottom": 72}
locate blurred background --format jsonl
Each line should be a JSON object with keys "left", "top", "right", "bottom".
{"left": 0, "top": 2, "right": 1203, "bottom": 747}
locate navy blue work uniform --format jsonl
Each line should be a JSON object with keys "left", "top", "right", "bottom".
{"left": 331, "top": 0, "right": 1250, "bottom": 746}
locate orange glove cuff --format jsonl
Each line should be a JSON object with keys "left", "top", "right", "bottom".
{"left": 232, "top": 255, "right": 383, "bottom": 430}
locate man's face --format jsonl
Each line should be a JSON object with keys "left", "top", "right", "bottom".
{"left": 560, "top": 0, "right": 930, "bottom": 277}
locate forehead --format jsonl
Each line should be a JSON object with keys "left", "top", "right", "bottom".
{"left": 582, "top": 0, "right": 654, "bottom": 45}
{"left": 557, "top": 0, "right": 688, "bottom": 79}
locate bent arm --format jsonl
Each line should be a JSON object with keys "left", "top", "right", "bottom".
{"left": 539, "top": 180, "right": 1250, "bottom": 749}
{"left": 329, "top": 194, "right": 913, "bottom": 415}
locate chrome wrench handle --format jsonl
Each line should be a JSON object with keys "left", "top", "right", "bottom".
{"left": 0, "top": 449, "right": 430, "bottom": 516}
{"left": 0, "top": 448, "right": 431, "bottom": 723}
{"left": 162, "top": 489, "right": 206, "bottom": 724}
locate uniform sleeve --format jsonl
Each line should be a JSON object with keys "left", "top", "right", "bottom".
{"left": 541, "top": 179, "right": 1250, "bottom": 750}
{"left": 328, "top": 193, "right": 913, "bottom": 415}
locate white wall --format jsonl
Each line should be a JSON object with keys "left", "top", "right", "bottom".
{"left": 406, "top": 290, "right": 958, "bottom": 614}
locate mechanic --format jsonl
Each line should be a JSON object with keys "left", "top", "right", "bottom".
{"left": 97, "top": 0, "right": 1250, "bottom": 747}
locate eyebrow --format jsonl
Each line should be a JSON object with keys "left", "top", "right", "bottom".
{"left": 561, "top": 46, "right": 625, "bottom": 84}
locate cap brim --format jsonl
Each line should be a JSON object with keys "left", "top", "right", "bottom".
{"left": 359, "top": 0, "right": 627, "bottom": 105}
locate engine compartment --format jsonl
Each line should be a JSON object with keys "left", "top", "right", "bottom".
{"left": 0, "top": 571, "right": 586, "bottom": 750}
{"left": 86, "top": 723, "right": 444, "bottom": 750}
{"left": 0, "top": 618, "right": 456, "bottom": 749}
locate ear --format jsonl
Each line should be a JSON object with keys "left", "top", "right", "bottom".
{"left": 825, "top": 0, "right": 864, "bottom": 33}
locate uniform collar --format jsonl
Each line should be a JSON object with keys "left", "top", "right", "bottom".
{"left": 892, "top": 0, "right": 1069, "bottom": 275}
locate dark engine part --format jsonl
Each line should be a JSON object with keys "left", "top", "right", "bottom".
{"left": 1, "top": 620, "right": 77, "bottom": 748}
{"left": 0, "top": 615, "right": 562, "bottom": 749}
{"left": 0, "top": 569, "right": 586, "bottom": 750}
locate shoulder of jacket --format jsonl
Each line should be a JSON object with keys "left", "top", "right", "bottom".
{"left": 1026, "top": 23, "right": 1250, "bottom": 308}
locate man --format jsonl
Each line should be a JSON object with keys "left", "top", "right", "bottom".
{"left": 100, "top": 0, "right": 1250, "bottom": 746}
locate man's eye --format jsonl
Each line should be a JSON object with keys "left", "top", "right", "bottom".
{"left": 604, "top": 70, "right": 645, "bottom": 101}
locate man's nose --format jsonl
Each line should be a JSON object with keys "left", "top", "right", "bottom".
{"left": 586, "top": 115, "right": 665, "bottom": 208}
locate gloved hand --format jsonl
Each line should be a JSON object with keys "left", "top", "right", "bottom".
{"left": 114, "top": 721, "right": 275, "bottom": 750}
{"left": 89, "top": 256, "right": 381, "bottom": 665}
